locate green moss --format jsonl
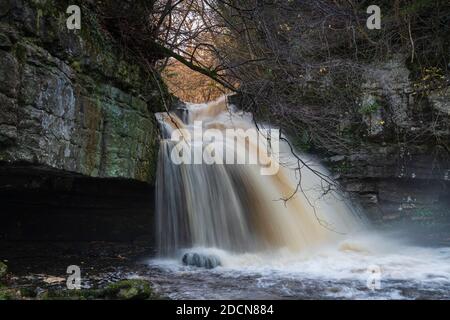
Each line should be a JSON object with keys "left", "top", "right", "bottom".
{"left": 0, "top": 287, "right": 15, "bottom": 300}
{"left": 13, "top": 42, "right": 28, "bottom": 64}
{"left": 40, "top": 279, "right": 160, "bottom": 300}
{"left": 102, "top": 279, "right": 156, "bottom": 300}
{"left": 411, "top": 206, "right": 448, "bottom": 225}
{"left": 332, "top": 161, "right": 351, "bottom": 174}
{"left": 36, "top": 8, "right": 43, "bottom": 33}
{"left": 4, "top": 0, "right": 166, "bottom": 185}
{"left": 19, "top": 287, "right": 37, "bottom": 298}
{"left": 40, "top": 288, "right": 99, "bottom": 300}
{"left": 0, "top": 261, "right": 7, "bottom": 280}
{"left": 400, "top": 0, "right": 436, "bottom": 15}
{"left": 79, "top": 96, "right": 102, "bottom": 175}
{"left": 29, "top": 0, "right": 66, "bottom": 28}
{"left": 70, "top": 60, "right": 82, "bottom": 73}
{"left": 80, "top": 6, "right": 113, "bottom": 53}
{"left": 359, "top": 101, "right": 381, "bottom": 115}
{"left": 292, "top": 131, "right": 313, "bottom": 152}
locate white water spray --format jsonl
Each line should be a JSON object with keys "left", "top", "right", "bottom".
{"left": 155, "top": 97, "right": 362, "bottom": 256}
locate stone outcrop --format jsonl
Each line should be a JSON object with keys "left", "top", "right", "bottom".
{"left": 325, "top": 57, "right": 450, "bottom": 222}
{"left": 231, "top": 54, "right": 450, "bottom": 223}
{"left": 0, "top": 0, "right": 166, "bottom": 240}
{"left": 0, "top": 0, "right": 163, "bottom": 183}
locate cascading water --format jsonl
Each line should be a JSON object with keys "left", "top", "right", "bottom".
{"left": 155, "top": 97, "right": 362, "bottom": 256}
{"left": 149, "top": 96, "right": 450, "bottom": 299}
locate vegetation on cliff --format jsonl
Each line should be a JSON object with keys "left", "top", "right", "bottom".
{"left": 0, "top": 0, "right": 172, "bottom": 182}
{"left": 117, "top": 0, "right": 449, "bottom": 221}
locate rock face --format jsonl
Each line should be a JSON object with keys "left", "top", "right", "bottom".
{"left": 0, "top": 261, "right": 7, "bottom": 279}
{"left": 0, "top": 0, "right": 165, "bottom": 240}
{"left": 231, "top": 55, "right": 449, "bottom": 224}
{"left": 326, "top": 57, "right": 450, "bottom": 222}
{"left": 429, "top": 87, "right": 450, "bottom": 116}
{"left": 0, "top": 0, "right": 162, "bottom": 182}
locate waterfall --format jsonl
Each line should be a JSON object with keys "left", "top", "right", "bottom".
{"left": 155, "top": 96, "right": 363, "bottom": 256}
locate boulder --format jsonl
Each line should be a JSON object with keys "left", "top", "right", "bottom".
{"left": 102, "top": 279, "right": 156, "bottom": 300}
{"left": 182, "top": 252, "right": 221, "bottom": 269}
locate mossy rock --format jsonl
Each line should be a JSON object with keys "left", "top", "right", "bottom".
{"left": 0, "top": 288, "right": 12, "bottom": 300}
{"left": 19, "top": 287, "right": 37, "bottom": 298}
{"left": 0, "top": 286, "right": 17, "bottom": 300}
{"left": 101, "top": 279, "right": 157, "bottom": 300}
{"left": 39, "top": 288, "right": 99, "bottom": 300}
{"left": 40, "top": 279, "right": 159, "bottom": 300}
{"left": 0, "top": 262, "right": 7, "bottom": 280}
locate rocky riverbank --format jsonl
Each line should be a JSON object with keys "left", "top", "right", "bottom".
{"left": 0, "top": 241, "right": 162, "bottom": 300}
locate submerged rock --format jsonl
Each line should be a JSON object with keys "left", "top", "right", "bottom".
{"left": 182, "top": 252, "right": 221, "bottom": 269}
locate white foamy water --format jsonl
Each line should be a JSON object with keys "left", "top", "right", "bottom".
{"left": 155, "top": 96, "right": 363, "bottom": 255}
{"left": 151, "top": 96, "right": 450, "bottom": 299}
{"left": 147, "top": 234, "right": 450, "bottom": 299}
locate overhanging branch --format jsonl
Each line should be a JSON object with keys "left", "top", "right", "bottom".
{"left": 154, "top": 42, "right": 238, "bottom": 92}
